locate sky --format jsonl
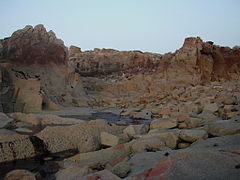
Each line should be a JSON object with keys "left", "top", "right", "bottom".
{"left": 1, "top": 0, "right": 240, "bottom": 54}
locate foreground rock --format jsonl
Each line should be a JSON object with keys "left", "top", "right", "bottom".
{"left": 64, "top": 144, "right": 131, "bottom": 168}
{"left": 179, "top": 129, "right": 208, "bottom": 143}
{"left": 0, "top": 24, "right": 88, "bottom": 113}
{"left": 144, "top": 129, "right": 179, "bottom": 149}
{"left": 36, "top": 120, "right": 124, "bottom": 154}
{"left": 208, "top": 120, "right": 240, "bottom": 137}
{"left": 4, "top": 169, "right": 37, "bottom": 180}
{"left": 83, "top": 170, "right": 120, "bottom": 180}
{"left": 0, "top": 134, "right": 36, "bottom": 163}
{"left": 100, "top": 132, "right": 129, "bottom": 147}
{"left": 126, "top": 134, "right": 240, "bottom": 179}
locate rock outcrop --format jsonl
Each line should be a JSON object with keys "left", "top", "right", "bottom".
{"left": 1, "top": 24, "right": 240, "bottom": 180}
{"left": 68, "top": 37, "right": 240, "bottom": 108}
{"left": 69, "top": 48, "right": 164, "bottom": 77}
{"left": 0, "top": 24, "right": 66, "bottom": 65}
{"left": 0, "top": 25, "right": 87, "bottom": 113}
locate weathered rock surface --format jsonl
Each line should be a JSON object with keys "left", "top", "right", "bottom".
{"left": 65, "top": 144, "right": 131, "bottom": 168}
{"left": 150, "top": 118, "right": 178, "bottom": 130}
{"left": 1, "top": 25, "right": 240, "bottom": 180}
{"left": 36, "top": 120, "right": 124, "bottom": 153}
{"left": 145, "top": 130, "right": 179, "bottom": 149}
{"left": 208, "top": 120, "right": 240, "bottom": 137}
{"left": 0, "top": 24, "right": 87, "bottom": 113}
{"left": 130, "top": 137, "right": 166, "bottom": 152}
{"left": 83, "top": 169, "right": 121, "bottom": 180}
{"left": 179, "top": 129, "right": 208, "bottom": 143}
{"left": 126, "top": 134, "right": 240, "bottom": 179}
{"left": 0, "top": 134, "right": 36, "bottom": 163}
{"left": 4, "top": 169, "right": 37, "bottom": 180}
{"left": 123, "top": 124, "right": 149, "bottom": 137}
{"left": 111, "top": 160, "right": 130, "bottom": 178}
{"left": 100, "top": 132, "right": 129, "bottom": 147}
{"left": 55, "top": 166, "right": 90, "bottom": 180}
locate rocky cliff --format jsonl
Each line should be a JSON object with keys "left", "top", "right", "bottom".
{"left": 0, "top": 25, "right": 87, "bottom": 113}
{"left": 70, "top": 37, "right": 240, "bottom": 81}
{"left": 1, "top": 25, "right": 240, "bottom": 112}
{"left": 69, "top": 37, "right": 240, "bottom": 108}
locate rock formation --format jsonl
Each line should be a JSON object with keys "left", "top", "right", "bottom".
{"left": 0, "top": 25, "right": 240, "bottom": 180}
{"left": 69, "top": 37, "right": 240, "bottom": 108}
{"left": 0, "top": 25, "right": 87, "bottom": 113}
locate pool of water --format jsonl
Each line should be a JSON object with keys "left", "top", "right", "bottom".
{"left": 60, "top": 112, "right": 151, "bottom": 125}
{"left": 0, "top": 150, "right": 78, "bottom": 180}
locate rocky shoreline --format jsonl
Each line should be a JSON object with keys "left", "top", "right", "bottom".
{"left": 0, "top": 25, "right": 240, "bottom": 179}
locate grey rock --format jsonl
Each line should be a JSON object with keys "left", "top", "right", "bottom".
{"left": 0, "top": 113, "right": 13, "bottom": 128}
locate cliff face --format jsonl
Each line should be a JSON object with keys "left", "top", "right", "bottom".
{"left": 69, "top": 37, "right": 240, "bottom": 108}
{"left": 0, "top": 25, "right": 87, "bottom": 113}
{"left": 69, "top": 37, "right": 240, "bottom": 82}
{"left": 69, "top": 48, "right": 166, "bottom": 77}
{"left": 1, "top": 25, "right": 239, "bottom": 112}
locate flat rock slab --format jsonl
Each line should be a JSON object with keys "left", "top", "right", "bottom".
{"left": 100, "top": 132, "right": 129, "bottom": 147}
{"left": 55, "top": 166, "right": 89, "bottom": 180}
{"left": 127, "top": 151, "right": 175, "bottom": 177}
{"left": 83, "top": 170, "right": 120, "bottom": 180}
{"left": 128, "top": 150, "right": 240, "bottom": 180}
{"left": 150, "top": 118, "right": 178, "bottom": 130}
{"left": 65, "top": 144, "right": 131, "bottom": 168}
{"left": 179, "top": 129, "right": 208, "bottom": 143}
{"left": 208, "top": 121, "right": 240, "bottom": 137}
{"left": 127, "top": 134, "right": 240, "bottom": 180}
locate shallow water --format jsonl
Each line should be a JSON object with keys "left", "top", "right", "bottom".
{"left": 0, "top": 150, "right": 78, "bottom": 180}
{"left": 0, "top": 112, "right": 151, "bottom": 179}
{"left": 60, "top": 112, "right": 151, "bottom": 125}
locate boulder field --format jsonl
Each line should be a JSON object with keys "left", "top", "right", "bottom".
{"left": 0, "top": 25, "right": 240, "bottom": 179}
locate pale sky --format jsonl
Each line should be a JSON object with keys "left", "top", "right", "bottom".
{"left": 1, "top": 0, "right": 239, "bottom": 53}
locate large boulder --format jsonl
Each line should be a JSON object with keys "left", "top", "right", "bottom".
{"left": 179, "top": 129, "right": 208, "bottom": 143}
{"left": 127, "top": 134, "right": 240, "bottom": 180}
{"left": 0, "top": 134, "right": 36, "bottom": 163}
{"left": 36, "top": 120, "right": 124, "bottom": 154}
{"left": 208, "top": 120, "right": 240, "bottom": 137}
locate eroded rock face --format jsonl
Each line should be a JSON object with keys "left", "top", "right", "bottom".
{"left": 68, "top": 37, "right": 240, "bottom": 108}
{"left": 70, "top": 37, "right": 240, "bottom": 81}
{"left": 69, "top": 49, "right": 165, "bottom": 77}
{"left": 0, "top": 25, "right": 87, "bottom": 112}
{"left": 0, "top": 24, "right": 67, "bottom": 65}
